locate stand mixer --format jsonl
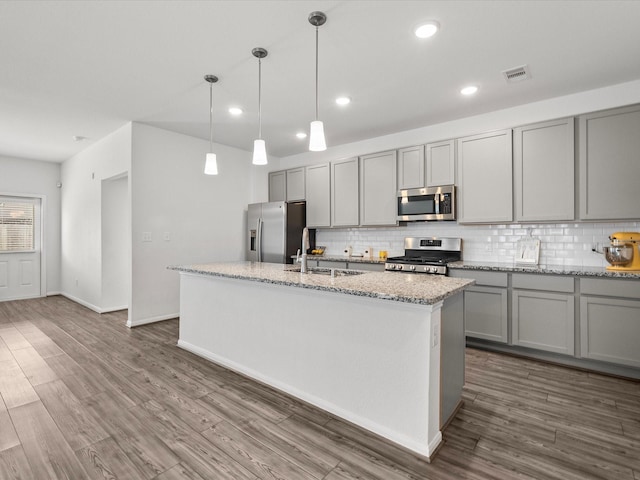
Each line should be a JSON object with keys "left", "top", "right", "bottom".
{"left": 603, "top": 232, "right": 640, "bottom": 271}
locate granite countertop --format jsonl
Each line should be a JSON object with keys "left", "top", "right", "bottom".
{"left": 169, "top": 261, "right": 474, "bottom": 305}
{"left": 449, "top": 261, "right": 640, "bottom": 279}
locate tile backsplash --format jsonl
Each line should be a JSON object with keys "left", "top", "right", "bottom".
{"left": 316, "top": 221, "right": 640, "bottom": 267}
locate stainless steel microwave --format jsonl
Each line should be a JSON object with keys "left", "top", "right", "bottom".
{"left": 397, "top": 185, "right": 456, "bottom": 222}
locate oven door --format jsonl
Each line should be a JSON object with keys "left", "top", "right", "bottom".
{"left": 397, "top": 185, "right": 455, "bottom": 221}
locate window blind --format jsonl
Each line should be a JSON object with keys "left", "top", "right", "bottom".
{"left": 0, "top": 200, "right": 35, "bottom": 251}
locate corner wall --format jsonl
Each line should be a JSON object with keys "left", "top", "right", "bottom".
{"left": 60, "top": 123, "right": 132, "bottom": 312}
{"left": 0, "top": 155, "right": 61, "bottom": 294}
{"left": 129, "top": 123, "right": 254, "bottom": 327}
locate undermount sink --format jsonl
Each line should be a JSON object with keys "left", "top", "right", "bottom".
{"left": 289, "top": 266, "right": 365, "bottom": 277}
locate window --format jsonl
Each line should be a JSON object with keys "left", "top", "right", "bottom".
{"left": 0, "top": 199, "right": 35, "bottom": 252}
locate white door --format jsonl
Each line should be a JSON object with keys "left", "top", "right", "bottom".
{"left": 0, "top": 196, "right": 42, "bottom": 301}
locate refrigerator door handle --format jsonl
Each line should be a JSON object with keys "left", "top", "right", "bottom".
{"left": 256, "top": 218, "right": 263, "bottom": 262}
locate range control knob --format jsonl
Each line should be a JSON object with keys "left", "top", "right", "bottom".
{"left": 389, "top": 264, "right": 396, "bottom": 270}
{"left": 409, "top": 265, "right": 416, "bottom": 271}
{"left": 397, "top": 265, "right": 403, "bottom": 270}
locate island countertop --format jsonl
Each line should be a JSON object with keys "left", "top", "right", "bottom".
{"left": 169, "top": 261, "right": 474, "bottom": 305}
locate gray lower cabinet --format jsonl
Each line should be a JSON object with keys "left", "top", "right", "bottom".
{"left": 449, "top": 270, "right": 508, "bottom": 343}
{"left": 580, "top": 278, "right": 640, "bottom": 368}
{"left": 512, "top": 290, "right": 574, "bottom": 355}
{"left": 511, "top": 273, "right": 575, "bottom": 355}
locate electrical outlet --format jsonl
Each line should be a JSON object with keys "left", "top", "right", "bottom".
{"left": 163, "top": 232, "right": 171, "bottom": 242}
{"left": 142, "top": 232, "right": 152, "bottom": 242}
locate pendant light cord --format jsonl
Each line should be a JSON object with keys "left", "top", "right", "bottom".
{"left": 209, "top": 81, "right": 214, "bottom": 151}
{"left": 258, "top": 57, "right": 262, "bottom": 139}
{"left": 315, "top": 25, "right": 319, "bottom": 121}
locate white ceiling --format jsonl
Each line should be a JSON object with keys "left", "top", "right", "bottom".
{"left": 2, "top": 0, "right": 640, "bottom": 163}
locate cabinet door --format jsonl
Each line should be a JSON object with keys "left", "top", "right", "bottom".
{"left": 579, "top": 104, "right": 640, "bottom": 220}
{"left": 305, "top": 163, "right": 330, "bottom": 228}
{"left": 514, "top": 118, "right": 574, "bottom": 221}
{"left": 457, "top": 129, "right": 513, "bottom": 223}
{"left": 426, "top": 140, "right": 455, "bottom": 186}
{"left": 580, "top": 296, "right": 640, "bottom": 368}
{"left": 397, "top": 146, "right": 424, "bottom": 190}
{"left": 463, "top": 286, "right": 508, "bottom": 343}
{"left": 331, "top": 158, "right": 359, "bottom": 227}
{"left": 512, "top": 290, "right": 575, "bottom": 355}
{"left": 286, "top": 168, "right": 306, "bottom": 202}
{"left": 360, "top": 150, "right": 398, "bottom": 226}
{"left": 268, "top": 171, "right": 286, "bottom": 202}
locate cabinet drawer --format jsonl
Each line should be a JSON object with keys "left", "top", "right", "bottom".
{"left": 581, "top": 278, "right": 640, "bottom": 299}
{"left": 512, "top": 274, "right": 574, "bottom": 293}
{"left": 347, "top": 262, "right": 384, "bottom": 272}
{"left": 449, "top": 269, "right": 508, "bottom": 287}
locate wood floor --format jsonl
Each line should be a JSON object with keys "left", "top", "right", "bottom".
{"left": 0, "top": 296, "right": 638, "bottom": 480}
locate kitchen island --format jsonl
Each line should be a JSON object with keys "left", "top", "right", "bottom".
{"left": 169, "top": 261, "right": 474, "bottom": 459}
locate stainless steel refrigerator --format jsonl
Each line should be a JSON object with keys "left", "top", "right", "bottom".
{"left": 246, "top": 201, "right": 311, "bottom": 264}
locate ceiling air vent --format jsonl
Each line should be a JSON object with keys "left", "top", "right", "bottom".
{"left": 502, "top": 65, "right": 531, "bottom": 83}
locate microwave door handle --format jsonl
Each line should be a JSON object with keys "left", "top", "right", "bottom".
{"left": 435, "top": 194, "right": 440, "bottom": 215}
{"left": 257, "top": 218, "right": 263, "bottom": 262}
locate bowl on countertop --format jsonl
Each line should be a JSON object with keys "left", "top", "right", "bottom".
{"left": 603, "top": 245, "right": 633, "bottom": 266}
{"left": 311, "top": 246, "right": 326, "bottom": 255}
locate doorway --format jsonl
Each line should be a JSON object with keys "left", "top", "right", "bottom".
{"left": 0, "top": 195, "right": 43, "bottom": 301}
{"left": 101, "top": 174, "right": 129, "bottom": 312}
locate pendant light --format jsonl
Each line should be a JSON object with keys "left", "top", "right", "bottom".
{"left": 204, "top": 74, "right": 219, "bottom": 175}
{"left": 308, "top": 11, "right": 327, "bottom": 152}
{"left": 252, "top": 47, "right": 268, "bottom": 165}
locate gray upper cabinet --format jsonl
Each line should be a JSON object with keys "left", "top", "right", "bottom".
{"left": 579, "top": 104, "right": 640, "bottom": 220}
{"left": 305, "top": 163, "right": 330, "bottom": 228}
{"left": 514, "top": 118, "right": 575, "bottom": 222}
{"left": 457, "top": 129, "right": 513, "bottom": 223}
{"left": 268, "top": 170, "right": 286, "bottom": 202}
{"left": 360, "top": 150, "right": 398, "bottom": 226}
{"left": 286, "top": 167, "right": 306, "bottom": 202}
{"left": 426, "top": 140, "right": 455, "bottom": 186}
{"left": 331, "top": 157, "right": 359, "bottom": 227}
{"left": 397, "top": 145, "right": 424, "bottom": 190}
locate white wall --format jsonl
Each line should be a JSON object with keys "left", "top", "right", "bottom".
{"left": 60, "top": 123, "right": 132, "bottom": 312}
{"left": 281, "top": 79, "right": 640, "bottom": 169}
{"left": 129, "top": 123, "right": 255, "bottom": 327}
{"left": 0, "top": 155, "right": 61, "bottom": 294}
{"left": 276, "top": 79, "right": 640, "bottom": 267}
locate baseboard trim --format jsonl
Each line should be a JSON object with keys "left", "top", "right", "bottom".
{"left": 101, "top": 305, "right": 128, "bottom": 314}
{"left": 60, "top": 292, "right": 102, "bottom": 313}
{"left": 127, "top": 313, "right": 179, "bottom": 328}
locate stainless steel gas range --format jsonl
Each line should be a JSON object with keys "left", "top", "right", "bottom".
{"left": 384, "top": 237, "right": 462, "bottom": 275}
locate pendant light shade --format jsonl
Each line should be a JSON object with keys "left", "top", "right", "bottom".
{"left": 204, "top": 153, "right": 218, "bottom": 175}
{"left": 309, "top": 120, "right": 326, "bottom": 151}
{"left": 252, "top": 139, "right": 267, "bottom": 165}
{"left": 204, "top": 74, "right": 219, "bottom": 175}
{"left": 309, "top": 11, "right": 327, "bottom": 152}
{"left": 252, "top": 47, "right": 268, "bottom": 166}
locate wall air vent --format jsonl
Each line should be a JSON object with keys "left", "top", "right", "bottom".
{"left": 502, "top": 65, "right": 531, "bottom": 83}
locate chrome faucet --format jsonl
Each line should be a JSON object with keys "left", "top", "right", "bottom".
{"left": 299, "top": 227, "right": 310, "bottom": 273}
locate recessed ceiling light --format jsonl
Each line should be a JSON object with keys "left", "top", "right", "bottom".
{"left": 414, "top": 21, "right": 439, "bottom": 39}
{"left": 335, "top": 96, "right": 351, "bottom": 106}
{"left": 460, "top": 85, "right": 478, "bottom": 96}
{"left": 228, "top": 107, "right": 243, "bottom": 115}
{"left": 296, "top": 132, "right": 308, "bottom": 139}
